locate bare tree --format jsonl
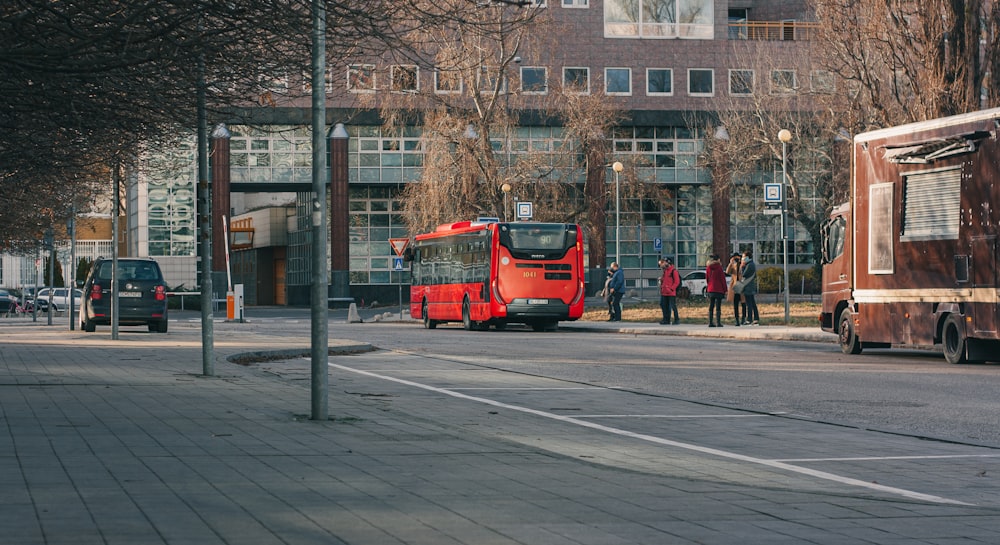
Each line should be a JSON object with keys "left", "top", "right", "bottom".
{"left": 699, "top": 40, "right": 854, "bottom": 268}
{"left": 0, "top": 0, "right": 446, "bottom": 247}
{"left": 810, "top": 0, "right": 1000, "bottom": 129}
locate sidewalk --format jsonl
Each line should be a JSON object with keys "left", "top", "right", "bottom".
{"left": 561, "top": 318, "right": 834, "bottom": 343}
{"left": 8, "top": 318, "right": 985, "bottom": 545}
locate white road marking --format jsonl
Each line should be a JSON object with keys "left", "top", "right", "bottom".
{"left": 577, "top": 414, "right": 768, "bottom": 418}
{"left": 449, "top": 387, "right": 603, "bottom": 391}
{"left": 329, "top": 362, "right": 972, "bottom": 506}
{"left": 775, "top": 454, "right": 1000, "bottom": 462}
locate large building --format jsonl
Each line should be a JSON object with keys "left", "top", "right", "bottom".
{"left": 4, "top": 1, "right": 825, "bottom": 306}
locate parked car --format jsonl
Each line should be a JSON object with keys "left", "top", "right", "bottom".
{"left": 680, "top": 270, "right": 730, "bottom": 298}
{"left": 80, "top": 257, "right": 169, "bottom": 333}
{"left": 34, "top": 287, "right": 83, "bottom": 313}
{"left": 36, "top": 288, "right": 83, "bottom": 312}
{"left": 0, "top": 288, "right": 19, "bottom": 314}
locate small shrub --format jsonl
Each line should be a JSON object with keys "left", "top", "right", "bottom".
{"left": 757, "top": 266, "right": 820, "bottom": 294}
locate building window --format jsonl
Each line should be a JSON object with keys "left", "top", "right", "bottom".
{"left": 646, "top": 68, "right": 673, "bottom": 95}
{"left": 605, "top": 67, "right": 631, "bottom": 95}
{"left": 810, "top": 70, "right": 836, "bottom": 94}
{"left": 348, "top": 64, "right": 375, "bottom": 93}
{"left": 390, "top": 65, "right": 419, "bottom": 93}
{"left": 687, "top": 68, "right": 713, "bottom": 96}
{"left": 563, "top": 67, "right": 590, "bottom": 94}
{"left": 562, "top": 0, "right": 588, "bottom": 7}
{"left": 771, "top": 69, "right": 797, "bottom": 94}
{"left": 604, "top": 0, "right": 713, "bottom": 39}
{"left": 435, "top": 69, "right": 462, "bottom": 94}
{"left": 729, "top": 69, "right": 753, "bottom": 96}
{"left": 478, "top": 65, "right": 505, "bottom": 94}
{"left": 521, "top": 66, "right": 548, "bottom": 94}
{"left": 302, "top": 68, "right": 334, "bottom": 94}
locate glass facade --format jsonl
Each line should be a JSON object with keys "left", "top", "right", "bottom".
{"left": 230, "top": 125, "right": 313, "bottom": 186}
{"left": 146, "top": 140, "right": 197, "bottom": 257}
{"left": 348, "top": 186, "right": 410, "bottom": 285}
{"left": 229, "top": 123, "right": 814, "bottom": 291}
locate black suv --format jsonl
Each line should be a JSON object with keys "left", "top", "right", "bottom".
{"left": 80, "top": 257, "right": 169, "bottom": 333}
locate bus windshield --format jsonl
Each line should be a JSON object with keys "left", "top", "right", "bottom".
{"left": 499, "top": 223, "right": 575, "bottom": 257}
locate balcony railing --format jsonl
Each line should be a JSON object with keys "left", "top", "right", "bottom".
{"left": 728, "top": 21, "right": 821, "bottom": 41}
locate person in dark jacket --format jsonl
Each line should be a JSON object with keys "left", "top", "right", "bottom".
{"left": 705, "top": 254, "right": 728, "bottom": 327}
{"left": 740, "top": 251, "right": 760, "bottom": 326}
{"left": 608, "top": 262, "right": 625, "bottom": 322}
{"left": 725, "top": 253, "right": 746, "bottom": 326}
{"left": 658, "top": 257, "right": 681, "bottom": 325}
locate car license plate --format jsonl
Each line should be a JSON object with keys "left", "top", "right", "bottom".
{"left": 119, "top": 291, "right": 142, "bottom": 298}
{"left": 527, "top": 298, "right": 548, "bottom": 305}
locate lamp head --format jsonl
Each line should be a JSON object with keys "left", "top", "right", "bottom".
{"left": 612, "top": 161, "right": 623, "bottom": 173}
{"left": 778, "top": 129, "right": 792, "bottom": 143}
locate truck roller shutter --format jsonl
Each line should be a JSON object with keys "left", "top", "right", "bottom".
{"left": 901, "top": 168, "right": 961, "bottom": 241}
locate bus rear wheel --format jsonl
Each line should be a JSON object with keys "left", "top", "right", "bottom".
{"left": 838, "top": 309, "right": 862, "bottom": 355}
{"left": 422, "top": 301, "right": 436, "bottom": 329}
{"left": 462, "top": 299, "right": 473, "bottom": 330}
{"left": 943, "top": 314, "right": 968, "bottom": 364}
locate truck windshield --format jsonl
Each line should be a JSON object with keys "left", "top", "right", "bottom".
{"left": 821, "top": 216, "right": 846, "bottom": 263}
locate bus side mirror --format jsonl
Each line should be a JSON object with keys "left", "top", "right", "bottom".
{"left": 402, "top": 247, "right": 414, "bottom": 262}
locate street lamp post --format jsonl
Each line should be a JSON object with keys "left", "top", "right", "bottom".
{"left": 612, "top": 161, "right": 623, "bottom": 263}
{"left": 501, "top": 183, "right": 511, "bottom": 222}
{"left": 778, "top": 129, "right": 792, "bottom": 324}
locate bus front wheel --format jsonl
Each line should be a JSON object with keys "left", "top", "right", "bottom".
{"left": 942, "top": 314, "right": 968, "bottom": 364}
{"left": 838, "top": 309, "right": 862, "bottom": 355}
{"left": 422, "top": 301, "right": 437, "bottom": 329}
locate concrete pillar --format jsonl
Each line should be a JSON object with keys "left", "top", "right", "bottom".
{"left": 210, "top": 124, "right": 231, "bottom": 276}
{"left": 328, "top": 123, "right": 350, "bottom": 299}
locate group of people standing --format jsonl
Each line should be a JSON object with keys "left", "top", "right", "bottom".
{"left": 656, "top": 250, "right": 760, "bottom": 327}
{"left": 603, "top": 250, "right": 761, "bottom": 326}
{"left": 724, "top": 251, "right": 760, "bottom": 327}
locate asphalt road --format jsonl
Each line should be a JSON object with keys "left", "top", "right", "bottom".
{"left": 179, "top": 305, "right": 1000, "bottom": 449}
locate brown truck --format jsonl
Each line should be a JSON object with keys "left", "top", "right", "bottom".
{"left": 820, "top": 108, "right": 1000, "bottom": 363}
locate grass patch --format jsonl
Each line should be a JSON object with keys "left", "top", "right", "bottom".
{"left": 584, "top": 297, "right": 821, "bottom": 327}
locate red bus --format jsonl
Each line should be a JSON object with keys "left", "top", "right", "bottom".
{"left": 407, "top": 221, "right": 586, "bottom": 331}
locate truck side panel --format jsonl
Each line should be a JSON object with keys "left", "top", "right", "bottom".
{"left": 826, "top": 108, "right": 1000, "bottom": 361}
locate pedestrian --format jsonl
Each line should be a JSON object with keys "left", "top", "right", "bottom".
{"left": 600, "top": 268, "right": 614, "bottom": 319}
{"left": 608, "top": 262, "right": 625, "bottom": 322}
{"left": 725, "top": 253, "right": 746, "bottom": 326}
{"left": 657, "top": 257, "right": 680, "bottom": 325}
{"left": 705, "top": 254, "right": 727, "bottom": 327}
{"left": 740, "top": 250, "right": 760, "bottom": 326}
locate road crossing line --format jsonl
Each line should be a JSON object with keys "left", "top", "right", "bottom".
{"left": 328, "top": 361, "right": 972, "bottom": 506}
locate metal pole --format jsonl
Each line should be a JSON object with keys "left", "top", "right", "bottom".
{"left": 310, "top": 0, "right": 329, "bottom": 421}
{"left": 615, "top": 170, "right": 621, "bottom": 263}
{"left": 781, "top": 139, "right": 790, "bottom": 324}
{"left": 197, "top": 53, "right": 214, "bottom": 374}
{"left": 46, "top": 229, "right": 54, "bottom": 326}
{"left": 112, "top": 164, "right": 120, "bottom": 339}
{"left": 69, "top": 207, "right": 76, "bottom": 330}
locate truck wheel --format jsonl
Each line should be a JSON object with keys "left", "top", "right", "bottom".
{"left": 942, "top": 314, "right": 968, "bottom": 364}
{"left": 838, "top": 309, "right": 862, "bottom": 355}
{"left": 422, "top": 301, "right": 436, "bottom": 329}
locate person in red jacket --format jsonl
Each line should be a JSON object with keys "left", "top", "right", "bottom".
{"left": 658, "top": 257, "right": 681, "bottom": 325}
{"left": 705, "top": 254, "right": 728, "bottom": 327}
